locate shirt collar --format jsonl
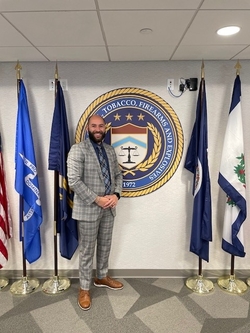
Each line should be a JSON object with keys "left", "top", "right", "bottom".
{"left": 90, "top": 138, "right": 103, "bottom": 150}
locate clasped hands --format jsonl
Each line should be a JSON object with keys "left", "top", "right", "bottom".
{"left": 95, "top": 194, "right": 118, "bottom": 209}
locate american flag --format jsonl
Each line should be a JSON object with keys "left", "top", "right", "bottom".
{"left": 0, "top": 133, "right": 12, "bottom": 268}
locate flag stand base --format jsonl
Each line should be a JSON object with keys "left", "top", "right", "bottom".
{"left": 217, "top": 274, "right": 247, "bottom": 294}
{"left": 186, "top": 274, "right": 214, "bottom": 294}
{"left": 0, "top": 277, "right": 9, "bottom": 290}
{"left": 42, "top": 275, "right": 70, "bottom": 294}
{"left": 10, "top": 276, "right": 39, "bottom": 295}
{"left": 246, "top": 277, "right": 250, "bottom": 287}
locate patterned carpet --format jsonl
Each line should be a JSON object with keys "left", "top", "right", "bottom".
{"left": 0, "top": 277, "right": 250, "bottom": 333}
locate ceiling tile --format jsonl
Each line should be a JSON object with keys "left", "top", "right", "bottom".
{"left": 201, "top": 0, "right": 250, "bottom": 10}
{"left": 0, "top": 0, "right": 96, "bottom": 11}
{"left": 0, "top": 15, "right": 31, "bottom": 46}
{"left": 0, "top": 47, "right": 48, "bottom": 61}
{"left": 232, "top": 46, "right": 250, "bottom": 59}
{"left": 181, "top": 11, "right": 250, "bottom": 45}
{"left": 38, "top": 46, "right": 109, "bottom": 61}
{"left": 172, "top": 45, "right": 248, "bottom": 60}
{"left": 109, "top": 46, "right": 175, "bottom": 61}
{"left": 3, "top": 11, "right": 104, "bottom": 47}
{"left": 98, "top": 0, "right": 201, "bottom": 10}
{"left": 101, "top": 10, "right": 195, "bottom": 45}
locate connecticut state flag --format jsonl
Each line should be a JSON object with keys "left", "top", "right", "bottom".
{"left": 48, "top": 80, "right": 78, "bottom": 260}
{"left": 184, "top": 77, "right": 212, "bottom": 262}
{"left": 218, "top": 75, "right": 246, "bottom": 257}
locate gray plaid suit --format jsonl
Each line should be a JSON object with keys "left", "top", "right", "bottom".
{"left": 67, "top": 138, "right": 123, "bottom": 290}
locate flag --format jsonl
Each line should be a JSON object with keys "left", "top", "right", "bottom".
{"left": 48, "top": 80, "right": 78, "bottom": 260}
{"left": 15, "top": 80, "right": 43, "bottom": 264}
{"left": 184, "top": 78, "right": 212, "bottom": 262}
{"left": 218, "top": 75, "right": 246, "bottom": 257}
{"left": 0, "top": 134, "right": 12, "bottom": 268}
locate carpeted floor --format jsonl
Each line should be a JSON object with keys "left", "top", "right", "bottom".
{"left": 0, "top": 277, "right": 250, "bottom": 333}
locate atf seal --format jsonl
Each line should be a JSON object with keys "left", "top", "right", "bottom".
{"left": 75, "top": 87, "right": 183, "bottom": 197}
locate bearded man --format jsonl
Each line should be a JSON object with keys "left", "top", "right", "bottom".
{"left": 67, "top": 114, "right": 123, "bottom": 311}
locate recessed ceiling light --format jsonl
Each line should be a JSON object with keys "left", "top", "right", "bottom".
{"left": 140, "top": 28, "right": 153, "bottom": 34}
{"left": 217, "top": 26, "right": 240, "bottom": 36}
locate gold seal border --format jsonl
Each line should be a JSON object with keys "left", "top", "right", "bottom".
{"left": 75, "top": 87, "right": 184, "bottom": 197}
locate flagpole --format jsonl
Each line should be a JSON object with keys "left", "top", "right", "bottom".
{"left": 217, "top": 60, "right": 247, "bottom": 294}
{"left": 10, "top": 61, "right": 39, "bottom": 295}
{"left": 42, "top": 63, "right": 70, "bottom": 294}
{"left": 53, "top": 63, "right": 59, "bottom": 278}
{"left": 185, "top": 60, "right": 213, "bottom": 294}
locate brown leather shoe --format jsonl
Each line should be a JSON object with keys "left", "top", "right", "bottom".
{"left": 78, "top": 289, "right": 91, "bottom": 311}
{"left": 94, "top": 276, "right": 123, "bottom": 290}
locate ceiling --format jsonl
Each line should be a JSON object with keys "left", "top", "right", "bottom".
{"left": 1, "top": 0, "right": 250, "bottom": 62}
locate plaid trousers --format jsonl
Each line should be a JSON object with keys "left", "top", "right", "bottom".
{"left": 78, "top": 208, "right": 114, "bottom": 290}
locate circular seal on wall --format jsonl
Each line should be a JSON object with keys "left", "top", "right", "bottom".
{"left": 75, "top": 87, "right": 183, "bottom": 197}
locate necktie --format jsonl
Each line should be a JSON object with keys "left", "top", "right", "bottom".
{"left": 97, "top": 145, "right": 111, "bottom": 194}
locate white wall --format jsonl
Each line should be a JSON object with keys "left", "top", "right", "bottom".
{"left": 1, "top": 60, "right": 250, "bottom": 276}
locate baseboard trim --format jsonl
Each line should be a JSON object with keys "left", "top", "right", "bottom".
{"left": 1, "top": 269, "right": 250, "bottom": 279}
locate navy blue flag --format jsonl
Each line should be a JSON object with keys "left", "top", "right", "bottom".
{"left": 218, "top": 75, "right": 246, "bottom": 257}
{"left": 48, "top": 81, "right": 78, "bottom": 259}
{"left": 15, "top": 80, "right": 43, "bottom": 263}
{"left": 184, "top": 78, "right": 212, "bottom": 262}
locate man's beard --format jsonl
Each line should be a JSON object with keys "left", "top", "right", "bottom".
{"left": 88, "top": 130, "right": 106, "bottom": 143}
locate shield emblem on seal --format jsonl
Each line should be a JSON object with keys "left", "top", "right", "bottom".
{"left": 111, "top": 124, "right": 148, "bottom": 169}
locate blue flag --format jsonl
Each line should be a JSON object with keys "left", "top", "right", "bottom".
{"left": 218, "top": 75, "right": 246, "bottom": 257}
{"left": 15, "top": 80, "right": 43, "bottom": 263}
{"left": 48, "top": 81, "right": 78, "bottom": 260}
{"left": 184, "top": 78, "right": 212, "bottom": 262}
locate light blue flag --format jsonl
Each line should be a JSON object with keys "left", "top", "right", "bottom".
{"left": 218, "top": 75, "right": 246, "bottom": 257}
{"left": 15, "top": 80, "right": 43, "bottom": 263}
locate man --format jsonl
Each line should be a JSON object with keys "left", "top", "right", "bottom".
{"left": 67, "top": 114, "right": 123, "bottom": 311}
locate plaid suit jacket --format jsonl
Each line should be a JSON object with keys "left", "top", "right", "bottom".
{"left": 67, "top": 138, "right": 123, "bottom": 221}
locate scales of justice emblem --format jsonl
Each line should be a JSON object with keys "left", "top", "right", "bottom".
{"left": 75, "top": 87, "right": 184, "bottom": 197}
{"left": 111, "top": 123, "right": 148, "bottom": 175}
